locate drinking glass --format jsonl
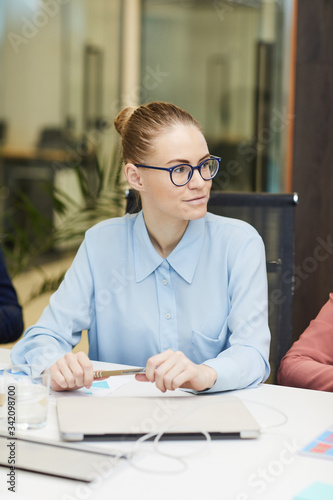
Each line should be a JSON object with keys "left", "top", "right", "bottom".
{"left": 4, "top": 365, "right": 50, "bottom": 430}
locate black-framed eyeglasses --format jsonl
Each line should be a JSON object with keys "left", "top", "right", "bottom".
{"left": 135, "top": 156, "right": 221, "bottom": 187}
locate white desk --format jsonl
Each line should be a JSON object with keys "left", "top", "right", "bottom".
{"left": 0, "top": 348, "right": 333, "bottom": 500}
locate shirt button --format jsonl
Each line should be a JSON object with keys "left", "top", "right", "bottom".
{"left": 165, "top": 313, "right": 171, "bottom": 320}
{"left": 162, "top": 279, "right": 168, "bottom": 286}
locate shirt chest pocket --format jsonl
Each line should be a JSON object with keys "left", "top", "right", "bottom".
{"left": 191, "top": 320, "right": 228, "bottom": 364}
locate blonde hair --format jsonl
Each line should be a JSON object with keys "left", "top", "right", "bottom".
{"left": 114, "top": 101, "right": 201, "bottom": 164}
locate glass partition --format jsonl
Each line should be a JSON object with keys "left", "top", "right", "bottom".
{"left": 0, "top": 2, "right": 5, "bottom": 130}
{"left": 141, "top": 0, "right": 294, "bottom": 192}
{"left": 0, "top": 0, "right": 122, "bottom": 256}
{"left": 0, "top": 1, "right": 6, "bottom": 223}
{"left": 0, "top": 0, "right": 121, "bottom": 152}
{"left": 0, "top": 0, "right": 294, "bottom": 204}
{"left": 61, "top": 0, "right": 121, "bottom": 140}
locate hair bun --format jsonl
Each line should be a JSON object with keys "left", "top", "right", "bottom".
{"left": 114, "top": 106, "right": 136, "bottom": 136}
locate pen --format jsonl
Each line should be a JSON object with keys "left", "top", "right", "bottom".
{"left": 93, "top": 368, "right": 146, "bottom": 379}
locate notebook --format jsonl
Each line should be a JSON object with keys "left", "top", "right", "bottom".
{"left": 56, "top": 394, "right": 261, "bottom": 441}
{"left": 0, "top": 434, "right": 126, "bottom": 482}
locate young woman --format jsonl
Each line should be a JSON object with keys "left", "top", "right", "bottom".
{"left": 11, "top": 102, "right": 270, "bottom": 393}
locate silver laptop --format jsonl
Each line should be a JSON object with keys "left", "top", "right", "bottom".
{"left": 56, "top": 394, "right": 260, "bottom": 441}
{"left": 0, "top": 434, "right": 126, "bottom": 482}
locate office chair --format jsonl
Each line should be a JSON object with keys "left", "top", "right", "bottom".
{"left": 208, "top": 191, "right": 298, "bottom": 383}
{"left": 0, "top": 120, "right": 7, "bottom": 146}
{"left": 37, "top": 127, "right": 67, "bottom": 149}
{"left": 126, "top": 189, "right": 298, "bottom": 384}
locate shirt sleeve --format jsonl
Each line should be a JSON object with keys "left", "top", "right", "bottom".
{"left": 202, "top": 229, "right": 271, "bottom": 393}
{"left": 0, "top": 246, "right": 24, "bottom": 343}
{"left": 11, "top": 239, "right": 94, "bottom": 372}
{"left": 277, "top": 294, "right": 333, "bottom": 392}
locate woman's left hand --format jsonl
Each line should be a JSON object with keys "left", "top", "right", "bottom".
{"left": 135, "top": 349, "right": 217, "bottom": 392}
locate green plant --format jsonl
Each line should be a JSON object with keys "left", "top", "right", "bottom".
{"left": 51, "top": 144, "right": 127, "bottom": 248}
{"left": 2, "top": 191, "right": 55, "bottom": 276}
{"left": 2, "top": 142, "right": 127, "bottom": 300}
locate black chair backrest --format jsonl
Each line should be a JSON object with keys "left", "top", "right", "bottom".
{"left": 208, "top": 191, "right": 298, "bottom": 383}
{"left": 126, "top": 189, "right": 298, "bottom": 384}
{"left": 0, "top": 120, "right": 7, "bottom": 146}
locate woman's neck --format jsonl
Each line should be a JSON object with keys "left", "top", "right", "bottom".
{"left": 143, "top": 211, "right": 189, "bottom": 258}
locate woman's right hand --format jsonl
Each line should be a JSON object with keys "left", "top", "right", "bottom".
{"left": 50, "top": 351, "right": 94, "bottom": 391}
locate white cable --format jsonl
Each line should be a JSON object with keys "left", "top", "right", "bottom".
{"left": 128, "top": 397, "right": 287, "bottom": 474}
{"left": 153, "top": 429, "right": 212, "bottom": 459}
{"left": 241, "top": 398, "right": 289, "bottom": 431}
{"left": 127, "top": 430, "right": 188, "bottom": 474}
{"left": 127, "top": 406, "right": 213, "bottom": 474}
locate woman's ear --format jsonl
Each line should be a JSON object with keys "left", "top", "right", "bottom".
{"left": 124, "top": 163, "right": 144, "bottom": 192}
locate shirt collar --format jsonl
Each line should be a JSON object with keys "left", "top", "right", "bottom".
{"left": 133, "top": 211, "right": 206, "bottom": 284}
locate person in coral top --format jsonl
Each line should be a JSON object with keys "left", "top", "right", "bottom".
{"left": 278, "top": 293, "right": 333, "bottom": 392}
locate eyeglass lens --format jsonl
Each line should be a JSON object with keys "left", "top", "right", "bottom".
{"left": 171, "top": 158, "right": 219, "bottom": 186}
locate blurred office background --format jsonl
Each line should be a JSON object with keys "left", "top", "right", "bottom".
{"left": 0, "top": 1, "right": 293, "bottom": 191}
{"left": 0, "top": 0, "right": 332, "bottom": 344}
{"left": 0, "top": 0, "right": 293, "bottom": 257}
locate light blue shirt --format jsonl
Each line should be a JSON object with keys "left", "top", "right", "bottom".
{"left": 11, "top": 211, "right": 270, "bottom": 392}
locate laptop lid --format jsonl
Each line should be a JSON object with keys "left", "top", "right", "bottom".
{"left": 56, "top": 395, "right": 260, "bottom": 441}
